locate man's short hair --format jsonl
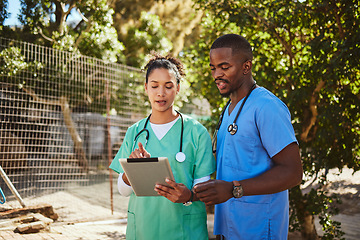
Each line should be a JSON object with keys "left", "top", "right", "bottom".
{"left": 211, "top": 34, "right": 253, "bottom": 60}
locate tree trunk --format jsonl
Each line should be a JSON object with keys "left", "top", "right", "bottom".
{"left": 59, "top": 96, "right": 89, "bottom": 172}
{"left": 292, "top": 186, "right": 319, "bottom": 240}
{"left": 22, "top": 88, "right": 89, "bottom": 172}
{"left": 300, "top": 211, "right": 319, "bottom": 240}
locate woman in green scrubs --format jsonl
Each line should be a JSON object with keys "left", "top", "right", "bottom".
{"left": 109, "top": 53, "right": 215, "bottom": 240}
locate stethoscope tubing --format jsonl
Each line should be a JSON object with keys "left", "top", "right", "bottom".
{"left": 132, "top": 128, "right": 150, "bottom": 152}
{"left": 212, "top": 83, "right": 256, "bottom": 152}
{"left": 133, "top": 111, "right": 184, "bottom": 155}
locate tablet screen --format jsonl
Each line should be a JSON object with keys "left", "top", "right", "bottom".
{"left": 119, "top": 157, "right": 174, "bottom": 196}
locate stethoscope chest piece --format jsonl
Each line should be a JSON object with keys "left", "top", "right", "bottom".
{"left": 176, "top": 152, "right": 186, "bottom": 162}
{"left": 212, "top": 83, "right": 257, "bottom": 153}
{"left": 228, "top": 123, "right": 238, "bottom": 135}
{"left": 134, "top": 111, "right": 186, "bottom": 161}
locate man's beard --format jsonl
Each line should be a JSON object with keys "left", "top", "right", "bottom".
{"left": 215, "top": 78, "right": 231, "bottom": 97}
{"left": 220, "top": 91, "right": 230, "bottom": 97}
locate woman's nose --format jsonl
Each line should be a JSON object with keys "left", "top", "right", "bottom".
{"left": 157, "top": 87, "right": 165, "bottom": 96}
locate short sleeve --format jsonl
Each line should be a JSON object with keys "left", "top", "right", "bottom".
{"left": 193, "top": 126, "right": 216, "bottom": 179}
{"left": 109, "top": 128, "right": 133, "bottom": 173}
{"left": 256, "top": 99, "right": 297, "bottom": 158}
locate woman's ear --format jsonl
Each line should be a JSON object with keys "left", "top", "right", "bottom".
{"left": 176, "top": 83, "right": 180, "bottom": 94}
{"left": 144, "top": 83, "right": 148, "bottom": 93}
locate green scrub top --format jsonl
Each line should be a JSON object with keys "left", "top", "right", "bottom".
{"left": 109, "top": 114, "right": 215, "bottom": 240}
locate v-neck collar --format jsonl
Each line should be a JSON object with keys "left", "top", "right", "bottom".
{"left": 148, "top": 117, "right": 182, "bottom": 141}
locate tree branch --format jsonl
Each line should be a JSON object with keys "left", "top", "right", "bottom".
{"left": 330, "top": 0, "right": 345, "bottom": 40}
{"left": 74, "top": 19, "right": 92, "bottom": 48}
{"left": 37, "top": 27, "right": 56, "bottom": 43}
{"left": 248, "top": 7, "right": 295, "bottom": 63}
{"left": 65, "top": 1, "right": 77, "bottom": 16}
{"left": 76, "top": 8, "right": 89, "bottom": 22}
{"left": 22, "top": 87, "right": 60, "bottom": 105}
{"left": 300, "top": 80, "right": 325, "bottom": 142}
{"left": 22, "top": 87, "right": 89, "bottom": 172}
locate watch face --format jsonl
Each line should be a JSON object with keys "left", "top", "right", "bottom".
{"left": 233, "top": 186, "right": 243, "bottom": 198}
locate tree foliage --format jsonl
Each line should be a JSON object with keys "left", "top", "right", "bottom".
{"left": 0, "top": 0, "right": 8, "bottom": 26}
{"left": 184, "top": 0, "right": 360, "bottom": 238}
{"left": 119, "top": 11, "right": 172, "bottom": 67}
{"left": 3, "top": 0, "right": 201, "bottom": 67}
{"left": 1, "top": 0, "right": 205, "bottom": 114}
{"left": 3, "top": 0, "right": 358, "bottom": 237}
{"left": 15, "top": 0, "right": 125, "bottom": 63}
{"left": 111, "top": 0, "right": 203, "bottom": 67}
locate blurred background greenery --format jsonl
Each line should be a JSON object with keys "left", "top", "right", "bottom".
{"left": 1, "top": 0, "right": 359, "bottom": 239}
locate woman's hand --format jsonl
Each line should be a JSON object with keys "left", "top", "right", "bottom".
{"left": 124, "top": 142, "right": 150, "bottom": 186}
{"left": 122, "top": 173, "right": 131, "bottom": 186}
{"left": 129, "top": 142, "right": 151, "bottom": 158}
{"left": 154, "top": 178, "right": 192, "bottom": 203}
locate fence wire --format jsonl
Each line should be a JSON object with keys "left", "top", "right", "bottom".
{"left": 0, "top": 37, "right": 148, "bottom": 202}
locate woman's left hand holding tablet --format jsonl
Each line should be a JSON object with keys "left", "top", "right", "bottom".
{"left": 155, "top": 178, "right": 192, "bottom": 203}
{"left": 129, "top": 142, "right": 151, "bottom": 158}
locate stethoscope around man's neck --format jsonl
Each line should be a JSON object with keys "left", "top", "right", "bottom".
{"left": 212, "top": 83, "right": 257, "bottom": 153}
{"left": 133, "top": 110, "right": 186, "bottom": 162}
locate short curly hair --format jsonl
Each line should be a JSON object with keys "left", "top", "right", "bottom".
{"left": 143, "top": 51, "right": 185, "bottom": 84}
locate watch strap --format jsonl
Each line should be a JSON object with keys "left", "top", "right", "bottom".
{"left": 233, "top": 180, "right": 241, "bottom": 187}
{"left": 183, "top": 190, "right": 194, "bottom": 206}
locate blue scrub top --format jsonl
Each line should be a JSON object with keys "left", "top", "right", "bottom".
{"left": 214, "top": 87, "right": 297, "bottom": 240}
{"left": 110, "top": 113, "right": 215, "bottom": 240}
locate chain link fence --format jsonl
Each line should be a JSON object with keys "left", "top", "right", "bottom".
{"left": 0, "top": 37, "right": 149, "bottom": 206}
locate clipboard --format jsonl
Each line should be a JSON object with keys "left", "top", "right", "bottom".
{"left": 119, "top": 157, "right": 175, "bottom": 196}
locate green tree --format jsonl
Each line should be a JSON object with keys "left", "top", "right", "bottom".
{"left": 184, "top": 0, "right": 360, "bottom": 239}
{"left": 2, "top": 0, "right": 129, "bottom": 171}
{"left": 17, "top": 0, "right": 124, "bottom": 63}
{"left": 0, "top": 0, "right": 8, "bottom": 26}
{"left": 119, "top": 11, "right": 172, "bottom": 68}
{"left": 111, "top": 0, "right": 204, "bottom": 67}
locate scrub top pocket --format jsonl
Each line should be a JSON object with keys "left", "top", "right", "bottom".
{"left": 229, "top": 198, "right": 271, "bottom": 239}
{"left": 183, "top": 212, "right": 208, "bottom": 240}
{"left": 126, "top": 211, "right": 136, "bottom": 240}
{"left": 223, "top": 134, "right": 255, "bottom": 173}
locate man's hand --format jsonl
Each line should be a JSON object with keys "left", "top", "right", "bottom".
{"left": 193, "top": 179, "right": 233, "bottom": 206}
{"left": 154, "top": 178, "right": 192, "bottom": 203}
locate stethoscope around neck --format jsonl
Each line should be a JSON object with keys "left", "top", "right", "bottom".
{"left": 133, "top": 110, "right": 186, "bottom": 162}
{"left": 212, "top": 83, "right": 257, "bottom": 153}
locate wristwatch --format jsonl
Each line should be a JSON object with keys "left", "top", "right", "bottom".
{"left": 232, "top": 180, "right": 243, "bottom": 198}
{"left": 183, "top": 190, "right": 194, "bottom": 206}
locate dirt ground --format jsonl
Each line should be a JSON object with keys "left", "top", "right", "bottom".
{"left": 289, "top": 167, "right": 360, "bottom": 239}
{"left": 1, "top": 167, "right": 359, "bottom": 239}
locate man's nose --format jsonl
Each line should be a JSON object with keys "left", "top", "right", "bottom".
{"left": 213, "top": 69, "right": 224, "bottom": 79}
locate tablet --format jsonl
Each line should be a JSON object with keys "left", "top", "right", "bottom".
{"left": 119, "top": 157, "right": 175, "bottom": 196}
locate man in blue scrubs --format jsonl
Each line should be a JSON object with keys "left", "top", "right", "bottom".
{"left": 194, "top": 34, "right": 303, "bottom": 240}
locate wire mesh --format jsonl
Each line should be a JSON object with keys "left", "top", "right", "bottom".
{"left": 0, "top": 37, "right": 147, "bottom": 201}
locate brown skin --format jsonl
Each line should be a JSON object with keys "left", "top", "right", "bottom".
{"left": 123, "top": 142, "right": 194, "bottom": 203}
{"left": 123, "top": 143, "right": 195, "bottom": 203}
{"left": 122, "top": 68, "right": 194, "bottom": 204}
{"left": 193, "top": 48, "right": 303, "bottom": 206}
